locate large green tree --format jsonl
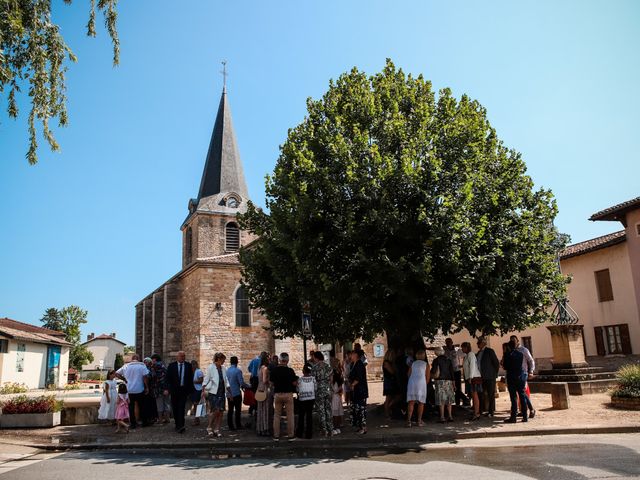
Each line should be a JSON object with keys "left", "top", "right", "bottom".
{"left": 239, "top": 60, "right": 567, "bottom": 348}
{"left": 1, "top": 0, "right": 119, "bottom": 164}
{"left": 40, "top": 305, "right": 94, "bottom": 369}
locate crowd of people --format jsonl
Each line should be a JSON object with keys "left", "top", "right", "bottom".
{"left": 97, "top": 344, "right": 370, "bottom": 440}
{"left": 381, "top": 335, "right": 536, "bottom": 425}
{"left": 96, "top": 335, "right": 535, "bottom": 437}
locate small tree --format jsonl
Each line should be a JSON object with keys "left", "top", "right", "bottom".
{"left": 240, "top": 60, "right": 567, "bottom": 349}
{"left": 41, "top": 305, "right": 94, "bottom": 370}
{"left": 114, "top": 353, "right": 124, "bottom": 370}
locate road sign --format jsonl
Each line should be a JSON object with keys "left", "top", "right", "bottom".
{"left": 302, "top": 313, "right": 312, "bottom": 336}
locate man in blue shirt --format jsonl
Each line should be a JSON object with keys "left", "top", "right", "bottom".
{"left": 247, "top": 352, "right": 265, "bottom": 415}
{"left": 227, "top": 356, "right": 251, "bottom": 430}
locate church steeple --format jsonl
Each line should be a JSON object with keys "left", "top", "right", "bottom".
{"left": 197, "top": 88, "right": 249, "bottom": 201}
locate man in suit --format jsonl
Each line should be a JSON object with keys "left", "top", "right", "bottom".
{"left": 503, "top": 339, "right": 528, "bottom": 423}
{"left": 476, "top": 337, "right": 500, "bottom": 417}
{"left": 166, "top": 350, "right": 194, "bottom": 433}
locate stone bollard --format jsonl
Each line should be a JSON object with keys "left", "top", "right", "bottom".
{"left": 550, "top": 382, "right": 570, "bottom": 410}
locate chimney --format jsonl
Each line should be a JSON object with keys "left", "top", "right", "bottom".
{"left": 111, "top": 332, "right": 116, "bottom": 338}
{"left": 87, "top": 333, "right": 95, "bottom": 341}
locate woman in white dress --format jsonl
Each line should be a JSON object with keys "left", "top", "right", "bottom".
{"left": 98, "top": 370, "right": 118, "bottom": 423}
{"left": 406, "top": 350, "right": 430, "bottom": 427}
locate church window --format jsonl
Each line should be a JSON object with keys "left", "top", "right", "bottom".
{"left": 226, "top": 222, "right": 240, "bottom": 252}
{"left": 186, "top": 227, "right": 193, "bottom": 264}
{"left": 235, "top": 286, "right": 250, "bottom": 327}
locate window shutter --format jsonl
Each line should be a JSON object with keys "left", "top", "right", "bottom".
{"left": 620, "top": 324, "right": 632, "bottom": 354}
{"left": 594, "top": 327, "right": 605, "bottom": 356}
{"left": 595, "top": 269, "right": 614, "bottom": 302}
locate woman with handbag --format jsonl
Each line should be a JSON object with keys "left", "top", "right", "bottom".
{"left": 461, "top": 342, "right": 483, "bottom": 421}
{"left": 255, "top": 352, "right": 272, "bottom": 437}
{"left": 201, "top": 352, "right": 230, "bottom": 437}
{"left": 431, "top": 347, "right": 455, "bottom": 423}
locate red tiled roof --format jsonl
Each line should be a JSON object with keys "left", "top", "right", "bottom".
{"left": 83, "top": 334, "right": 126, "bottom": 345}
{"left": 0, "top": 318, "right": 71, "bottom": 346}
{"left": 0, "top": 318, "right": 66, "bottom": 337}
{"left": 590, "top": 196, "right": 640, "bottom": 223}
{"left": 560, "top": 230, "right": 626, "bottom": 260}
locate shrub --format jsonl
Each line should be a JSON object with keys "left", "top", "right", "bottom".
{"left": 610, "top": 364, "right": 640, "bottom": 398}
{"left": 64, "top": 383, "right": 81, "bottom": 390}
{"left": 84, "top": 372, "right": 103, "bottom": 381}
{"left": 0, "top": 382, "right": 29, "bottom": 394}
{"left": 1, "top": 395, "right": 64, "bottom": 414}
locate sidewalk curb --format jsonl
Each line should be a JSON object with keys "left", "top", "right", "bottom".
{"left": 2, "top": 425, "right": 638, "bottom": 452}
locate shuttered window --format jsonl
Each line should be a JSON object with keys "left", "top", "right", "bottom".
{"left": 595, "top": 324, "right": 632, "bottom": 355}
{"left": 226, "top": 223, "right": 240, "bottom": 252}
{"left": 594, "top": 269, "right": 614, "bottom": 302}
{"left": 522, "top": 337, "right": 533, "bottom": 356}
{"left": 594, "top": 327, "right": 605, "bottom": 356}
{"left": 235, "top": 286, "right": 250, "bottom": 327}
{"left": 0, "top": 339, "right": 8, "bottom": 353}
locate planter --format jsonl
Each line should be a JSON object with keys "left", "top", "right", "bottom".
{"left": 0, "top": 411, "right": 61, "bottom": 428}
{"left": 610, "top": 396, "right": 640, "bottom": 410}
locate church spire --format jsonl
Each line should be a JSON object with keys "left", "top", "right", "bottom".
{"left": 197, "top": 83, "right": 248, "bottom": 201}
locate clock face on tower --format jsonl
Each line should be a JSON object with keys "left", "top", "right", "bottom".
{"left": 227, "top": 197, "right": 239, "bottom": 208}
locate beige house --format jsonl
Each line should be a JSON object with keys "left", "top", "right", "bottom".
{"left": 451, "top": 196, "right": 640, "bottom": 367}
{"left": 0, "top": 318, "right": 71, "bottom": 389}
{"left": 81, "top": 333, "right": 126, "bottom": 372}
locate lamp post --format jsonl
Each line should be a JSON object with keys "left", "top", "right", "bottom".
{"left": 302, "top": 310, "right": 312, "bottom": 363}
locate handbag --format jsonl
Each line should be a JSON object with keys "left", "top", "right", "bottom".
{"left": 243, "top": 389, "right": 256, "bottom": 406}
{"left": 195, "top": 398, "right": 207, "bottom": 418}
{"left": 431, "top": 363, "right": 440, "bottom": 380}
{"left": 255, "top": 389, "right": 267, "bottom": 402}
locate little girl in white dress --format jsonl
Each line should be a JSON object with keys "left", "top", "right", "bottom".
{"left": 97, "top": 370, "right": 118, "bottom": 422}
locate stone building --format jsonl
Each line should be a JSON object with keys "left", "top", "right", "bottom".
{"left": 135, "top": 87, "right": 276, "bottom": 370}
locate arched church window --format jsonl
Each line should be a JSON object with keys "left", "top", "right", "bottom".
{"left": 235, "top": 286, "right": 250, "bottom": 327}
{"left": 225, "top": 222, "right": 240, "bottom": 252}
{"left": 185, "top": 226, "right": 193, "bottom": 264}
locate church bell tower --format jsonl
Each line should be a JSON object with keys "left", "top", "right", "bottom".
{"left": 181, "top": 82, "right": 250, "bottom": 268}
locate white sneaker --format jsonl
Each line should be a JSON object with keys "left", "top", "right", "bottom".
{"left": 332, "top": 429, "right": 341, "bottom": 435}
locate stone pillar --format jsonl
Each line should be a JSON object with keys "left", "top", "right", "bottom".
{"left": 550, "top": 382, "right": 570, "bottom": 409}
{"left": 546, "top": 325, "right": 588, "bottom": 369}
{"left": 135, "top": 303, "right": 143, "bottom": 357}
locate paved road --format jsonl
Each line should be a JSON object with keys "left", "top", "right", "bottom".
{"left": 1, "top": 433, "right": 639, "bottom": 479}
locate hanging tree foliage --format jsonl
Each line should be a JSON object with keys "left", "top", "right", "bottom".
{"left": 1, "top": 0, "right": 119, "bottom": 164}
{"left": 239, "top": 60, "right": 567, "bottom": 347}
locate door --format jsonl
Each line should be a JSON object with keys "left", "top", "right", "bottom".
{"left": 46, "top": 345, "right": 61, "bottom": 388}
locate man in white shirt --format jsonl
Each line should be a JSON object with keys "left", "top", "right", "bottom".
{"left": 115, "top": 354, "right": 150, "bottom": 429}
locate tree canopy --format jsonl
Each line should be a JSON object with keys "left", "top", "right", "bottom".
{"left": 41, "top": 305, "right": 94, "bottom": 369}
{"left": 239, "top": 60, "right": 567, "bottom": 347}
{"left": 1, "top": 0, "right": 119, "bottom": 164}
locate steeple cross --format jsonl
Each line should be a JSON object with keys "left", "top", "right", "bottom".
{"left": 220, "top": 60, "right": 228, "bottom": 90}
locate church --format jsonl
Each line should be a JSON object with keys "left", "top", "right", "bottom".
{"left": 134, "top": 85, "right": 278, "bottom": 369}
{"left": 135, "top": 85, "right": 388, "bottom": 374}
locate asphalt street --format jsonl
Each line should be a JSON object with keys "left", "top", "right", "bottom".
{"left": 1, "top": 433, "right": 639, "bottom": 479}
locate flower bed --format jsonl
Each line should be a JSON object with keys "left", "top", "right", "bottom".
{"left": 0, "top": 382, "right": 28, "bottom": 394}
{"left": 0, "top": 395, "right": 64, "bottom": 428}
{"left": 610, "top": 364, "right": 640, "bottom": 410}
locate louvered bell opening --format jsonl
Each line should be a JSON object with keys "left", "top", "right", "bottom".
{"left": 226, "top": 224, "right": 240, "bottom": 252}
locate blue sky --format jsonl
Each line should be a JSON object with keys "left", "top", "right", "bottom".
{"left": 1, "top": 1, "right": 638, "bottom": 345}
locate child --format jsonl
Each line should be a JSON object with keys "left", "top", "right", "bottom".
{"left": 97, "top": 370, "right": 118, "bottom": 423}
{"left": 115, "top": 383, "right": 130, "bottom": 433}
{"left": 331, "top": 366, "right": 344, "bottom": 434}
{"left": 296, "top": 365, "right": 316, "bottom": 439}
